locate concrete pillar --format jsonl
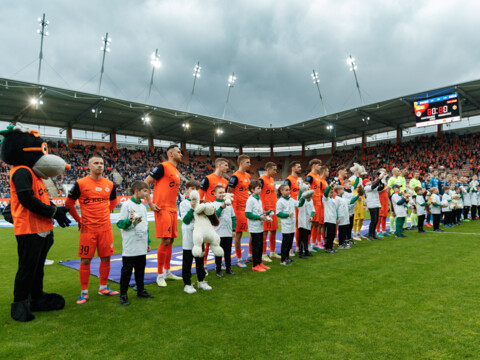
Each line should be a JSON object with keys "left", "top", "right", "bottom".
{"left": 149, "top": 137, "right": 154, "bottom": 153}
{"left": 362, "top": 133, "right": 366, "bottom": 149}
{"left": 437, "top": 124, "right": 443, "bottom": 138}
{"left": 67, "top": 127, "right": 73, "bottom": 148}
{"left": 111, "top": 132, "right": 117, "bottom": 150}
{"left": 182, "top": 142, "right": 188, "bottom": 161}
{"left": 239, "top": 146, "right": 243, "bottom": 155}
{"left": 396, "top": 128, "right": 401, "bottom": 145}
{"left": 301, "top": 143, "right": 305, "bottom": 157}
{"left": 210, "top": 145, "right": 215, "bottom": 159}
{"left": 331, "top": 141, "right": 335, "bottom": 155}
{"left": 270, "top": 145, "right": 274, "bottom": 158}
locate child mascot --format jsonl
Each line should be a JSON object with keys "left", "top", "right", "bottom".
{"left": 189, "top": 190, "right": 224, "bottom": 258}
{"left": 0, "top": 123, "right": 71, "bottom": 322}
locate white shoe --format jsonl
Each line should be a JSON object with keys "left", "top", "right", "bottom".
{"left": 197, "top": 281, "right": 212, "bottom": 291}
{"left": 270, "top": 252, "right": 281, "bottom": 259}
{"left": 289, "top": 249, "right": 295, "bottom": 257}
{"left": 184, "top": 285, "right": 197, "bottom": 294}
{"left": 44, "top": 259, "right": 54, "bottom": 265}
{"left": 164, "top": 270, "right": 182, "bottom": 281}
{"left": 156, "top": 274, "right": 167, "bottom": 287}
{"left": 221, "top": 265, "right": 226, "bottom": 271}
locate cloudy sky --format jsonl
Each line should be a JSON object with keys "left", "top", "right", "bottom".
{"left": 1, "top": 0, "right": 479, "bottom": 128}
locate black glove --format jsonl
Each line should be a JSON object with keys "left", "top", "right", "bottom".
{"left": 53, "top": 206, "right": 71, "bottom": 228}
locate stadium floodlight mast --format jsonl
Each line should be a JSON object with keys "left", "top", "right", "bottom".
{"left": 147, "top": 49, "right": 161, "bottom": 102}
{"left": 36, "top": 13, "right": 49, "bottom": 84}
{"left": 311, "top": 70, "right": 327, "bottom": 115}
{"left": 347, "top": 55, "right": 364, "bottom": 105}
{"left": 221, "top": 72, "right": 236, "bottom": 119}
{"left": 98, "top": 32, "right": 111, "bottom": 94}
{"left": 186, "top": 61, "right": 201, "bottom": 112}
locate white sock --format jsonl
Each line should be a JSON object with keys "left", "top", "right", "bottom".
{"left": 99, "top": 285, "right": 107, "bottom": 290}
{"left": 81, "top": 289, "right": 88, "bottom": 295}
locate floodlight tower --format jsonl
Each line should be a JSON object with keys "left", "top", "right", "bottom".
{"left": 222, "top": 72, "right": 236, "bottom": 119}
{"left": 98, "top": 33, "right": 111, "bottom": 94}
{"left": 347, "top": 55, "right": 364, "bottom": 104}
{"left": 36, "top": 13, "right": 49, "bottom": 84}
{"left": 186, "top": 61, "right": 201, "bottom": 112}
{"left": 147, "top": 49, "right": 161, "bottom": 102}
{"left": 311, "top": 69, "right": 327, "bottom": 115}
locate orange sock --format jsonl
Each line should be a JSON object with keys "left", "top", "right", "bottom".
{"left": 269, "top": 232, "right": 276, "bottom": 254}
{"left": 316, "top": 231, "right": 322, "bottom": 244}
{"left": 295, "top": 229, "right": 299, "bottom": 247}
{"left": 235, "top": 242, "right": 242, "bottom": 261}
{"left": 376, "top": 218, "right": 382, "bottom": 232}
{"left": 157, "top": 245, "right": 168, "bottom": 274}
{"left": 164, "top": 244, "right": 172, "bottom": 270}
{"left": 204, "top": 243, "right": 210, "bottom": 264}
{"left": 99, "top": 261, "right": 110, "bottom": 286}
{"left": 79, "top": 262, "right": 90, "bottom": 290}
{"left": 382, "top": 217, "right": 387, "bottom": 232}
{"left": 248, "top": 238, "right": 252, "bottom": 256}
{"left": 263, "top": 234, "right": 267, "bottom": 254}
{"left": 311, "top": 227, "right": 318, "bottom": 245}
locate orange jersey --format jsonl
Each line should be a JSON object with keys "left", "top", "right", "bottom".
{"left": 68, "top": 176, "right": 116, "bottom": 232}
{"left": 306, "top": 172, "right": 321, "bottom": 203}
{"left": 200, "top": 173, "right": 229, "bottom": 202}
{"left": 229, "top": 170, "right": 250, "bottom": 212}
{"left": 10, "top": 166, "right": 53, "bottom": 235}
{"left": 259, "top": 175, "right": 277, "bottom": 210}
{"left": 285, "top": 175, "right": 300, "bottom": 200}
{"left": 150, "top": 161, "right": 181, "bottom": 212}
{"left": 319, "top": 177, "right": 328, "bottom": 198}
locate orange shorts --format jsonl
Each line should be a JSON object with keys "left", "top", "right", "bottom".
{"left": 263, "top": 214, "right": 278, "bottom": 231}
{"left": 379, "top": 204, "right": 389, "bottom": 217}
{"left": 235, "top": 212, "right": 248, "bottom": 233}
{"left": 154, "top": 210, "right": 178, "bottom": 239}
{"left": 313, "top": 204, "right": 325, "bottom": 224}
{"left": 79, "top": 228, "right": 114, "bottom": 258}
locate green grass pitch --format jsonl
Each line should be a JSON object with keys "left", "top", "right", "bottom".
{"left": 1, "top": 220, "right": 480, "bottom": 359}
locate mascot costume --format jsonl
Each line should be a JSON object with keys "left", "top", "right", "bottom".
{"left": 1, "top": 123, "right": 71, "bottom": 322}
{"left": 189, "top": 190, "right": 224, "bottom": 258}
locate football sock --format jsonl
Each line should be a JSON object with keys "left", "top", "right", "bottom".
{"left": 99, "top": 261, "right": 110, "bottom": 286}
{"left": 79, "top": 263, "right": 90, "bottom": 290}
{"left": 235, "top": 246, "right": 242, "bottom": 261}
{"left": 263, "top": 234, "right": 267, "bottom": 254}
{"left": 269, "top": 232, "right": 276, "bottom": 253}
{"left": 390, "top": 216, "right": 396, "bottom": 232}
{"left": 164, "top": 244, "right": 172, "bottom": 270}
{"left": 157, "top": 244, "right": 168, "bottom": 274}
{"left": 411, "top": 213, "right": 418, "bottom": 227}
{"left": 204, "top": 243, "right": 210, "bottom": 264}
{"left": 310, "top": 226, "right": 318, "bottom": 246}
{"left": 248, "top": 237, "right": 252, "bottom": 256}
{"left": 295, "top": 229, "right": 300, "bottom": 248}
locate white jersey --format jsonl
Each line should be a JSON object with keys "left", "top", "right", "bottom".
{"left": 335, "top": 195, "right": 350, "bottom": 226}
{"left": 430, "top": 193, "right": 442, "bottom": 214}
{"left": 364, "top": 185, "right": 381, "bottom": 208}
{"left": 343, "top": 190, "right": 356, "bottom": 215}
{"left": 276, "top": 196, "right": 298, "bottom": 234}
{"left": 180, "top": 199, "right": 195, "bottom": 250}
{"left": 323, "top": 195, "right": 338, "bottom": 224}
{"left": 463, "top": 190, "right": 471, "bottom": 207}
{"left": 298, "top": 198, "right": 315, "bottom": 230}
{"left": 391, "top": 193, "right": 407, "bottom": 218}
{"left": 118, "top": 198, "right": 149, "bottom": 257}
{"left": 245, "top": 195, "right": 264, "bottom": 233}
{"left": 416, "top": 194, "right": 427, "bottom": 216}
{"left": 441, "top": 193, "right": 452, "bottom": 213}
{"left": 213, "top": 200, "right": 236, "bottom": 237}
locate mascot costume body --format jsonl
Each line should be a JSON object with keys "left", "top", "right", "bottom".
{"left": 1, "top": 123, "right": 71, "bottom": 322}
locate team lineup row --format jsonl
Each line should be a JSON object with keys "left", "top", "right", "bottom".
{"left": 60, "top": 144, "right": 477, "bottom": 305}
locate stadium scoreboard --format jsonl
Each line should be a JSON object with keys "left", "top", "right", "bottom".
{"left": 414, "top": 92, "right": 461, "bottom": 127}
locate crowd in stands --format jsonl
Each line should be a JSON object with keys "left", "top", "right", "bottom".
{"left": 0, "top": 132, "right": 478, "bottom": 198}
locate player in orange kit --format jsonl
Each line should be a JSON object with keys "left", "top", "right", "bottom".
{"left": 305, "top": 159, "right": 322, "bottom": 253}
{"left": 259, "top": 162, "right": 281, "bottom": 261}
{"left": 228, "top": 154, "right": 251, "bottom": 268}
{"left": 66, "top": 156, "right": 119, "bottom": 305}
{"left": 285, "top": 161, "right": 302, "bottom": 256}
{"left": 199, "top": 157, "right": 229, "bottom": 269}
{"left": 317, "top": 165, "right": 330, "bottom": 249}
{"left": 145, "top": 144, "right": 183, "bottom": 288}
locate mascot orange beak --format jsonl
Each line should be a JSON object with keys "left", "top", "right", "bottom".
{"left": 65, "top": 164, "right": 71, "bottom": 171}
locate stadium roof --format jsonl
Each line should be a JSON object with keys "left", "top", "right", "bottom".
{"left": 1, "top": 77, "right": 480, "bottom": 148}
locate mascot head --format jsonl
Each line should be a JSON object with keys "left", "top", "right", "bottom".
{"left": 0, "top": 123, "right": 70, "bottom": 179}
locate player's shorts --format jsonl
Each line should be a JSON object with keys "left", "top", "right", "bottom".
{"left": 263, "top": 214, "right": 278, "bottom": 231}
{"left": 154, "top": 210, "right": 178, "bottom": 239}
{"left": 379, "top": 203, "right": 389, "bottom": 217}
{"left": 313, "top": 204, "right": 324, "bottom": 224}
{"left": 235, "top": 212, "right": 248, "bottom": 233}
{"left": 79, "top": 228, "right": 114, "bottom": 258}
